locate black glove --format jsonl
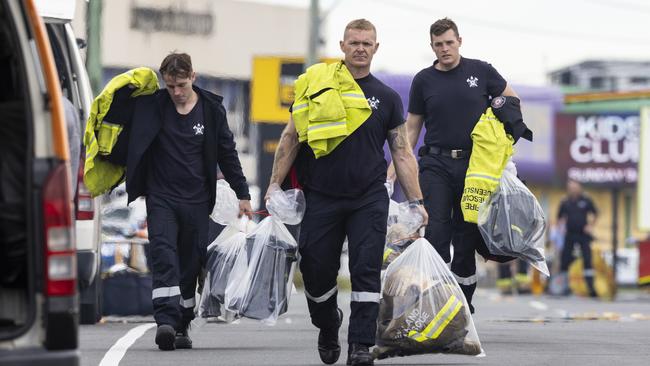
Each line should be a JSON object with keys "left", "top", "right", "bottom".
{"left": 491, "top": 96, "right": 533, "bottom": 143}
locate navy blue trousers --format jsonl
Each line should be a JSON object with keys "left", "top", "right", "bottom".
{"left": 298, "top": 185, "right": 388, "bottom": 346}
{"left": 146, "top": 194, "right": 209, "bottom": 330}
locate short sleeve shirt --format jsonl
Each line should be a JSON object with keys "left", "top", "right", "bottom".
{"left": 558, "top": 194, "right": 598, "bottom": 234}
{"left": 298, "top": 73, "right": 404, "bottom": 198}
{"left": 147, "top": 97, "right": 209, "bottom": 203}
{"left": 408, "top": 57, "right": 507, "bottom": 150}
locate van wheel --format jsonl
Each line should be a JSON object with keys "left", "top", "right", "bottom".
{"left": 80, "top": 274, "right": 102, "bottom": 324}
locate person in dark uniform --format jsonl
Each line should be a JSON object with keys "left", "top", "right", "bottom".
{"left": 388, "top": 18, "right": 519, "bottom": 313}
{"left": 266, "top": 19, "right": 427, "bottom": 366}
{"left": 557, "top": 179, "right": 598, "bottom": 297}
{"left": 125, "top": 53, "right": 252, "bottom": 351}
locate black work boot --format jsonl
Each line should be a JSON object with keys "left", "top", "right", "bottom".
{"left": 318, "top": 308, "right": 343, "bottom": 364}
{"left": 155, "top": 324, "right": 176, "bottom": 351}
{"left": 585, "top": 277, "right": 598, "bottom": 298}
{"left": 346, "top": 343, "right": 373, "bottom": 365}
{"left": 175, "top": 323, "right": 192, "bottom": 349}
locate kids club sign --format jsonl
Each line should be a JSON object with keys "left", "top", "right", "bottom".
{"left": 555, "top": 113, "right": 639, "bottom": 186}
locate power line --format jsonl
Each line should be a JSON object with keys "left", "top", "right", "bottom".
{"left": 586, "top": 0, "right": 650, "bottom": 14}
{"left": 371, "top": 0, "right": 650, "bottom": 46}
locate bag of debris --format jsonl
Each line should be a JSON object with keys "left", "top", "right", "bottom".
{"left": 224, "top": 216, "right": 299, "bottom": 324}
{"left": 198, "top": 217, "right": 256, "bottom": 320}
{"left": 374, "top": 238, "right": 482, "bottom": 360}
{"left": 382, "top": 201, "right": 423, "bottom": 269}
{"left": 477, "top": 169, "right": 549, "bottom": 276}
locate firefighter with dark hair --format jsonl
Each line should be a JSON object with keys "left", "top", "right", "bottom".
{"left": 388, "top": 18, "right": 521, "bottom": 313}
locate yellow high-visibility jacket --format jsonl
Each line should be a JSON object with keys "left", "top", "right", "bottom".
{"left": 461, "top": 108, "right": 513, "bottom": 223}
{"left": 292, "top": 61, "right": 371, "bottom": 158}
{"left": 83, "top": 67, "right": 158, "bottom": 196}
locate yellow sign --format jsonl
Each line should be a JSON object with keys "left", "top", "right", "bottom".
{"left": 250, "top": 56, "right": 339, "bottom": 124}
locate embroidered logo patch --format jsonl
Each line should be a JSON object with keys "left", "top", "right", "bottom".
{"left": 367, "top": 96, "right": 380, "bottom": 110}
{"left": 466, "top": 76, "right": 479, "bottom": 88}
{"left": 491, "top": 96, "right": 506, "bottom": 109}
{"left": 193, "top": 123, "right": 204, "bottom": 135}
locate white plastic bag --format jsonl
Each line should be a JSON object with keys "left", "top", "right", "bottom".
{"left": 198, "top": 217, "right": 257, "bottom": 320}
{"left": 383, "top": 201, "right": 424, "bottom": 269}
{"left": 224, "top": 216, "right": 298, "bottom": 324}
{"left": 210, "top": 180, "right": 240, "bottom": 225}
{"left": 266, "top": 183, "right": 306, "bottom": 225}
{"left": 477, "top": 170, "right": 549, "bottom": 276}
{"left": 374, "top": 238, "right": 482, "bottom": 359}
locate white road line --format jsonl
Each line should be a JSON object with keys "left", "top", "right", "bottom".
{"left": 529, "top": 300, "right": 549, "bottom": 311}
{"left": 99, "top": 323, "right": 156, "bottom": 366}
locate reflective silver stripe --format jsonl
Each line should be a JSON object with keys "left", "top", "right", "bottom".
{"left": 180, "top": 297, "right": 196, "bottom": 308}
{"left": 307, "top": 121, "right": 346, "bottom": 131}
{"left": 351, "top": 291, "right": 380, "bottom": 303}
{"left": 152, "top": 286, "right": 181, "bottom": 299}
{"left": 466, "top": 173, "right": 500, "bottom": 182}
{"left": 305, "top": 286, "right": 337, "bottom": 303}
{"left": 421, "top": 296, "right": 462, "bottom": 339}
{"left": 583, "top": 269, "right": 595, "bottom": 276}
{"left": 100, "top": 121, "right": 123, "bottom": 128}
{"left": 341, "top": 93, "right": 365, "bottom": 98}
{"left": 292, "top": 103, "right": 308, "bottom": 111}
{"left": 453, "top": 273, "right": 477, "bottom": 286}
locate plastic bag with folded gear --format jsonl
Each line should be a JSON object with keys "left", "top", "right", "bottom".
{"left": 477, "top": 170, "right": 549, "bottom": 276}
{"left": 224, "top": 216, "right": 298, "bottom": 325}
{"left": 383, "top": 201, "right": 423, "bottom": 269}
{"left": 374, "top": 238, "right": 483, "bottom": 360}
{"left": 198, "top": 217, "right": 257, "bottom": 321}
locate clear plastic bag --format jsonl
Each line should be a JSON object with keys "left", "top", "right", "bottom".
{"left": 210, "top": 180, "right": 240, "bottom": 225}
{"left": 198, "top": 217, "right": 256, "bottom": 321}
{"left": 224, "top": 216, "right": 298, "bottom": 324}
{"left": 266, "top": 183, "right": 306, "bottom": 225}
{"left": 477, "top": 170, "right": 549, "bottom": 276}
{"left": 374, "top": 238, "right": 482, "bottom": 359}
{"left": 383, "top": 201, "right": 423, "bottom": 269}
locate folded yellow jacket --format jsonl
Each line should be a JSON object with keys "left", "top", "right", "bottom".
{"left": 461, "top": 108, "right": 513, "bottom": 223}
{"left": 83, "top": 67, "right": 159, "bottom": 196}
{"left": 292, "top": 61, "right": 371, "bottom": 158}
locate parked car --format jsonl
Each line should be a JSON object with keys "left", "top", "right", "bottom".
{"left": 37, "top": 0, "right": 104, "bottom": 325}
{"left": 0, "top": 0, "right": 79, "bottom": 364}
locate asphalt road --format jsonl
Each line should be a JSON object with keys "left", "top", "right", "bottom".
{"left": 80, "top": 289, "right": 650, "bottom": 366}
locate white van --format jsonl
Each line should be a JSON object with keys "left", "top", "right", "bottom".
{"left": 0, "top": 0, "right": 79, "bottom": 364}
{"left": 36, "top": 0, "right": 103, "bottom": 325}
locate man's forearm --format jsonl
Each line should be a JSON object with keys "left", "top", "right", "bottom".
{"left": 393, "top": 151, "right": 423, "bottom": 201}
{"left": 269, "top": 129, "right": 300, "bottom": 185}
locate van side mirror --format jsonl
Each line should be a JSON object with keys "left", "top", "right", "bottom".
{"left": 76, "top": 38, "right": 87, "bottom": 49}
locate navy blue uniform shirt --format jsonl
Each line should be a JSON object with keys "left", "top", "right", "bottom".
{"left": 558, "top": 194, "right": 598, "bottom": 235}
{"left": 409, "top": 57, "right": 506, "bottom": 150}
{"left": 147, "top": 95, "right": 209, "bottom": 203}
{"left": 297, "top": 73, "right": 404, "bottom": 198}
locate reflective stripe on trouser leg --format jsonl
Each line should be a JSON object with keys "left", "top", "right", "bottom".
{"left": 450, "top": 217, "right": 480, "bottom": 312}
{"left": 347, "top": 187, "right": 388, "bottom": 345}
{"left": 147, "top": 195, "right": 182, "bottom": 328}
{"left": 305, "top": 286, "right": 338, "bottom": 303}
{"left": 299, "top": 191, "right": 346, "bottom": 331}
{"left": 177, "top": 200, "right": 210, "bottom": 329}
